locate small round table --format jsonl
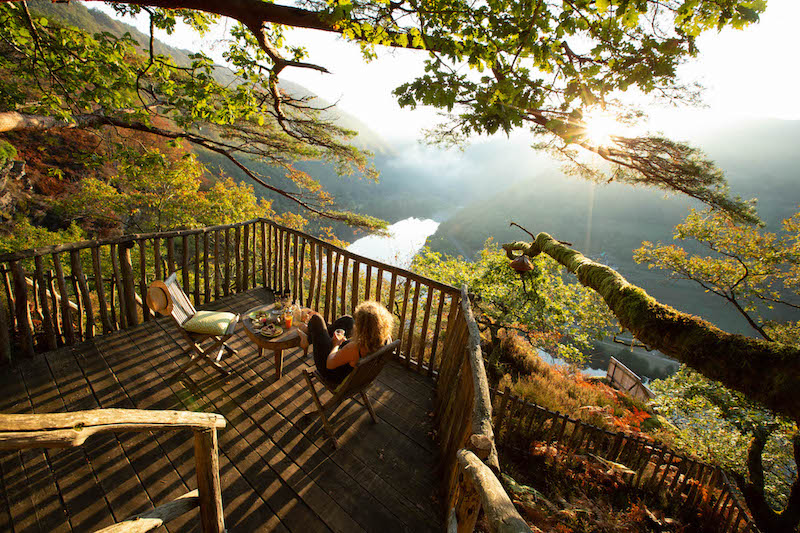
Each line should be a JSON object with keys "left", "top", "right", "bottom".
{"left": 242, "top": 303, "right": 302, "bottom": 381}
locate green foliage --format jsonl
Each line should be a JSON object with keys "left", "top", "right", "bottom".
{"left": 0, "top": 217, "right": 84, "bottom": 255}
{"left": 0, "top": 2, "right": 382, "bottom": 228}
{"left": 651, "top": 367, "right": 796, "bottom": 509}
{"left": 413, "top": 240, "right": 616, "bottom": 364}
{"left": 61, "top": 147, "right": 274, "bottom": 233}
{"left": 0, "top": 140, "right": 17, "bottom": 167}
{"left": 634, "top": 208, "right": 800, "bottom": 341}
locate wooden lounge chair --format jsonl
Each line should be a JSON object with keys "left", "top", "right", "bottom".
{"left": 302, "top": 339, "right": 401, "bottom": 448}
{"left": 147, "top": 273, "right": 239, "bottom": 376}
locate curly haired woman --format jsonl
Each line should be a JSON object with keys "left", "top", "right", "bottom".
{"left": 298, "top": 300, "right": 394, "bottom": 385}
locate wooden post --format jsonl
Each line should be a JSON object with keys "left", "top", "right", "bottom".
{"left": 139, "top": 240, "right": 151, "bottom": 322}
{"left": 283, "top": 229, "right": 290, "bottom": 295}
{"left": 298, "top": 240, "right": 307, "bottom": 305}
{"left": 52, "top": 253, "right": 76, "bottom": 345}
{"left": 350, "top": 260, "right": 359, "bottom": 314}
{"left": 118, "top": 243, "right": 138, "bottom": 327}
{"left": 91, "top": 247, "right": 113, "bottom": 333}
{"left": 10, "top": 260, "right": 34, "bottom": 357}
{"left": 34, "top": 256, "right": 57, "bottom": 350}
{"left": 109, "top": 244, "right": 127, "bottom": 329}
{"left": 194, "top": 428, "right": 225, "bottom": 533}
{"left": 214, "top": 230, "right": 222, "bottom": 299}
{"left": 364, "top": 265, "right": 372, "bottom": 301}
{"left": 330, "top": 252, "right": 340, "bottom": 316}
{"left": 251, "top": 222, "right": 257, "bottom": 288}
{"left": 339, "top": 255, "right": 349, "bottom": 317}
{"left": 324, "top": 247, "right": 333, "bottom": 321}
{"left": 397, "top": 280, "right": 411, "bottom": 360}
{"left": 0, "top": 266, "right": 15, "bottom": 329}
{"left": 292, "top": 234, "right": 299, "bottom": 300}
{"left": 194, "top": 234, "right": 201, "bottom": 307}
{"left": 182, "top": 235, "right": 191, "bottom": 297}
{"left": 307, "top": 242, "right": 316, "bottom": 308}
{"left": 428, "top": 291, "right": 447, "bottom": 376}
{"left": 404, "top": 281, "right": 421, "bottom": 368}
{"left": 46, "top": 270, "right": 62, "bottom": 340}
{"left": 0, "top": 293, "right": 10, "bottom": 364}
{"left": 167, "top": 236, "right": 176, "bottom": 274}
{"left": 204, "top": 232, "right": 211, "bottom": 304}
{"left": 223, "top": 229, "right": 231, "bottom": 296}
{"left": 260, "top": 222, "right": 267, "bottom": 289}
{"left": 71, "top": 249, "right": 96, "bottom": 339}
{"left": 242, "top": 224, "right": 250, "bottom": 291}
{"left": 153, "top": 237, "right": 162, "bottom": 281}
{"left": 387, "top": 272, "right": 398, "bottom": 317}
{"left": 315, "top": 244, "right": 323, "bottom": 310}
{"left": 375, "top": 268, "right": 384, "bottom": 303}
{"left": 234, "top": 226, "right": 241, "bottom": 293}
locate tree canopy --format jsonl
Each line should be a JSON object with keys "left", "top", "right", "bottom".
{"left": 0, "top": 0, "right": 767, "bottom": 223}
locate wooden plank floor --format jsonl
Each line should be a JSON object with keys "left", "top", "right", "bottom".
{"left": 0, "top": 288, "right": 442, "bottom": 533}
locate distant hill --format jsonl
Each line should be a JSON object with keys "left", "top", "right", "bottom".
{"left": 427, "top": 118, "right": 800, "bottom": 335}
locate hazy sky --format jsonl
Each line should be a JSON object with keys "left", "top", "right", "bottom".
{"left": 95, "top": 0, "right": 800, "bottom": 142}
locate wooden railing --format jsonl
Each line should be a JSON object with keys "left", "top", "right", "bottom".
{"left": 0, "top": 409, "right": 226, "bottom": 533}
{"left": 435, "top": 287, "right": 531, "bottom": 532}
{"left": 0, "top": 218, "right": 460, "bottom": 374}
{"left": 492, "top": 388, "right": 760, "bottom": 533}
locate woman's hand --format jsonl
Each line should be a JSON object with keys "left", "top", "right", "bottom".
{"left": 332, "top": 329, "right": 345, "bottom": 347}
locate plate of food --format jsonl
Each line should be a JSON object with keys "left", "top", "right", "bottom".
{"left": 248, "top": 310, "right": 268, "bottom": 321}
{"left": 259, "top": 324, "right": 283, "bottom": 338}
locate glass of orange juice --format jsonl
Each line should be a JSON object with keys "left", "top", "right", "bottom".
{"left": 283, "top": 311, "right": 293, "bottom": 329}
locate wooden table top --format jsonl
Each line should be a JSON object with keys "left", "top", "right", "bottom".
{"left": 242, "top": 303, "right": 300, "bottom": 350}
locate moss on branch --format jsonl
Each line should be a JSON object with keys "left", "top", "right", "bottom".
{"left": 503, "top": 234, "right": 800, "bottom": 422}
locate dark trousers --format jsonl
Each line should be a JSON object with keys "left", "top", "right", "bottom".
{"left": 308, "top": 314, "right": 355, "bottom": 385}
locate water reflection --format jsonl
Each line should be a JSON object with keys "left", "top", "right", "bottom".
{"left": 347, "top": 217, "right": 440, "bottom": 269}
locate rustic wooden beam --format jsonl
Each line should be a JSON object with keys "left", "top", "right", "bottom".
{"left": 138, "top": 240, "right": 151, "bottom": 322}
{"left": 71, "top": 249, "right": 96, "bottom": 338}
{"left": 52, "top": 253, "right": 76, "bottom": 344}
{"left": 242, "top": 223, "right": 250, "bottom": 291}
{"left": 10, "top": 261, "right": 34, "bottom": 357}
{"left": 194, "top": 428, "right": 225, "bottom": 533}
{"left": 0, "top": 409, "right": 225, "bottom": 450}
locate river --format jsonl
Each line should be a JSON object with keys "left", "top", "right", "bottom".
{"left": 347, "top": 217, "right": 440, "bottom": 269}
{"left": 347, "top": 216, "right": 677, "bottom": 381}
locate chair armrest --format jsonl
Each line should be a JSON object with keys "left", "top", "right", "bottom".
{"left": 225, "top": 314, "right": 240, "bottom": 336}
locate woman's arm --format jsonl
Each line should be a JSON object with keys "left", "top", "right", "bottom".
{"left": 326, "top": 341, "right": 359, "bottom": 369}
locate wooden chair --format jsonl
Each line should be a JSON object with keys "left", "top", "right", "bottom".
{"left": 302, "top": 339, "right": 401, "bottom": 448}
{"left": 147, "top": 273, "right": 239, "bottom": 376}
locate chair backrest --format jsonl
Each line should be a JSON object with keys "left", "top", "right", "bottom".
{"left": 335, "top": 340, "right": 400, "bottom": 396}
{"left": 147, "top": 273, "right": 197, "bottom": 327}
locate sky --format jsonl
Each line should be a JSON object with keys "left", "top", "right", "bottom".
{"left": 94, "top": 0, "right": 800, "bottom": 143}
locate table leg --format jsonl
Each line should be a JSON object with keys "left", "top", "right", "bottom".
{"left": 258, "top": 346, "right": 263, "bottom": 358}
{"left": 274, "top": 349, "right": 284, "bottom": 380}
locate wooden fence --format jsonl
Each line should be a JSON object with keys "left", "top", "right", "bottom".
{"left": 491, "top": 388, "right": 760, "bottom": 533}
{"left": 0, "top": 218, "right": 461, "bottom": 377}
{"left": 435, "top": 288, "right": 531, "bottom": 532}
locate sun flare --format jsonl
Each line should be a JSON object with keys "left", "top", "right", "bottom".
{"left": 582, "top": 111, "right": 621, "bottom": 147}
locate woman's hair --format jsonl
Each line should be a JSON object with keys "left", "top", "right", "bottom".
{"left": 352, "top": 300, "right": 394, "bottom": 354}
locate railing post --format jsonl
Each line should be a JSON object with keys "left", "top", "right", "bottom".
{"left": 194, "top": 428, "right": 225, "bottom": 533}
{"left": 10, "top": 260, "right": 34, "bottom": 357}
{"left": 118, "top": 242, "right": 139, "bottom": 327}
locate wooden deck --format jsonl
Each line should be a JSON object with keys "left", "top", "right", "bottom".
{"left": 0, "top": 288, "right": 441, "bottom": 533}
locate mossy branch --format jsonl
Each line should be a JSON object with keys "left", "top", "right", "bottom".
{"left": 502, "top": 234, "right": 800, "bottom": 422}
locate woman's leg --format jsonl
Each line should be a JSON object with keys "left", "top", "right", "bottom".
{"left": 308, "top": 314, "right": 334, "bottom": 374}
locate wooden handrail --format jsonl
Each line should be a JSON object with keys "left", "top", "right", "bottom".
{"left": 450, "top": 449, "right": 531, "bottom": 533}
{"left": 0, "top": 409, "right": 226, "bottom": 533}
{"left": 0, "top": 408, "right": 225, "bottom": 449}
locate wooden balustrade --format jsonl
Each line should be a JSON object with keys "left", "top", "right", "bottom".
{"left": 491, "top": 388, "right": 760, "bottom": 533}
{"left": 435, "top": 287, "right": 531, "bottom": 532}
{"left": 0, "top": 219, "right": 461, "bottom": 379}
{"left": 0, "top": 408, "right": 226, "bottom": 533}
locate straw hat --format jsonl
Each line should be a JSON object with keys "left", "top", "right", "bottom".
{"left": 146, "top": 280, "right": 173, "bottom": 316}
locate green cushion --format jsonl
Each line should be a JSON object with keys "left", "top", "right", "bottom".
{"left": 183, "top": 311, "right": 237, "bottom": 335}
